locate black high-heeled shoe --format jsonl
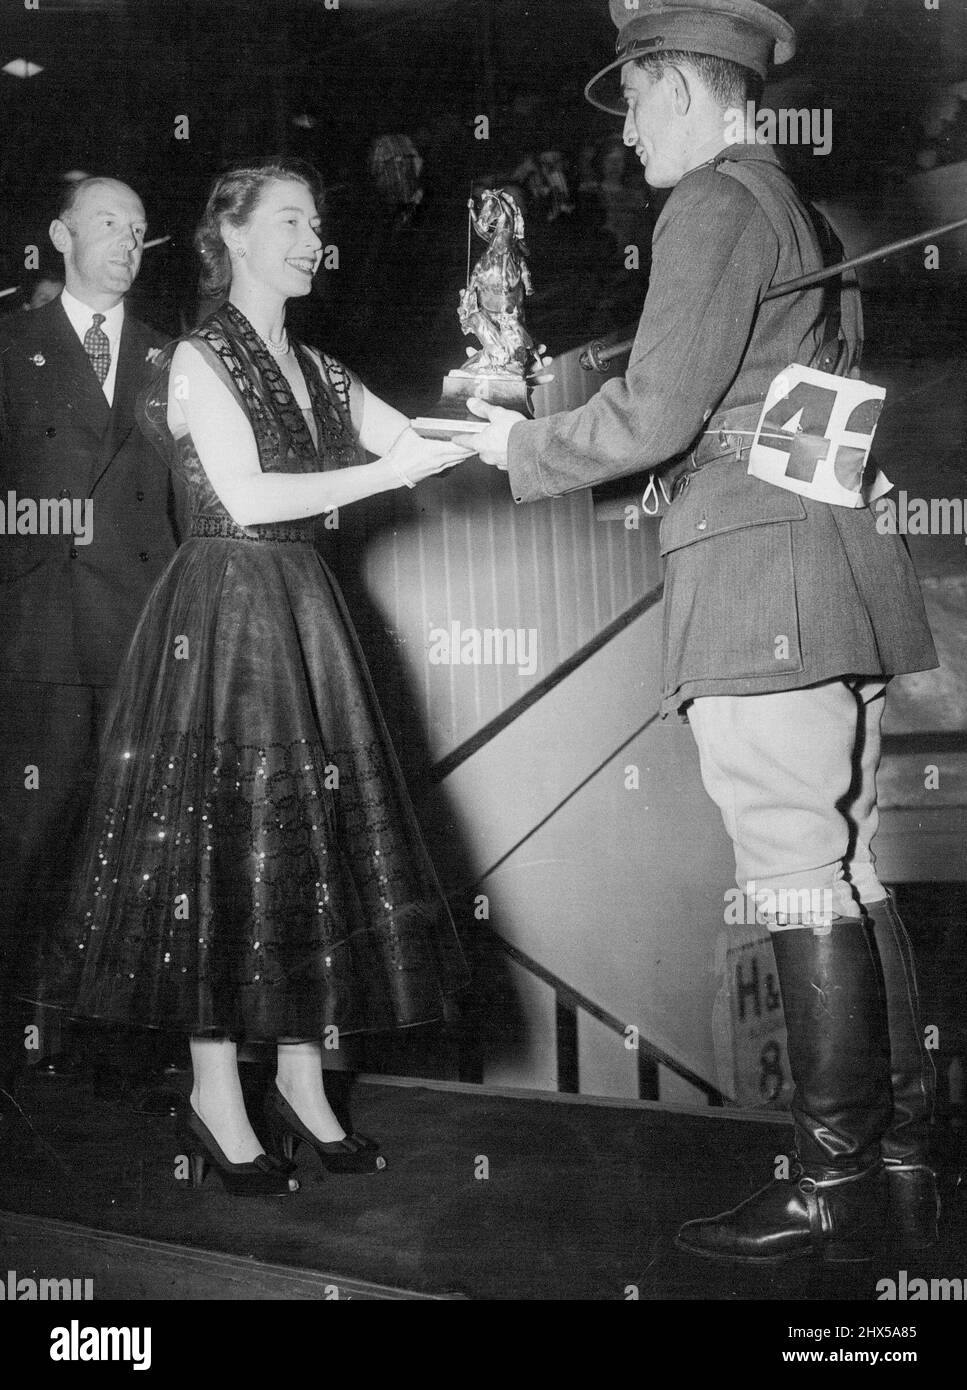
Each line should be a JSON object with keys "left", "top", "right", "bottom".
{"left": 346, "top": 1130, "right": 380, "bottom": 1154}
{"left": 264, "top": 1084, "right": 387, "bottom": 1174}
{"left": 323, "top": 1072, "right": 380, "bottom": 1153}
{"left": 179, "top": 1103, "right": 300, "bottom": 1196}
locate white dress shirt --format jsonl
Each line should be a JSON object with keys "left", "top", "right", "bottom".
{"left": 59, "top": 289, "right": 125, "bottom": 406}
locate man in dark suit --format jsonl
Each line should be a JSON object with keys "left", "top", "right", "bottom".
{"left": 0, "top": 177, "right": 181, "bottom": 1108}
{"left": 465, "top": 1, "right": 941, "bottom": 1261}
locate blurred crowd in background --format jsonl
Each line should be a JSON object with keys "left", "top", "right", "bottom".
{"left": 2, "top": 0, "right": 966, "bottom": 412}
{"left": 1, "top": 129, "right": 654, "bottom": 413}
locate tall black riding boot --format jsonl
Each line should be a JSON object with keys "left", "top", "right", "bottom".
{"left": 867, "top": 895, "right": 940, "bottom": 1251}
{"left": 676, "top": 919, "right": 893, "bottom": 1263}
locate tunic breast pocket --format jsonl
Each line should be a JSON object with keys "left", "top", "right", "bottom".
{"left": 659, "top": 465, "right": 808, "bottom": 687}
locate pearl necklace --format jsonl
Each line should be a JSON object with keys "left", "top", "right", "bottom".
{"left": 264, "top": 328, "right": 290, "bottom": 357}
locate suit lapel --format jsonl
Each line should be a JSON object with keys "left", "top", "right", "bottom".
{"left": 46, "top": 299, "right": 112, "bottom": 441}
{"left": 89, "top": 316, "right": 147, "bottom": 495}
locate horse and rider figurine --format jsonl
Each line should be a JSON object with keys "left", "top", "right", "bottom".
{"left": 459, "top": 188, "right": 537, "bottom": 378}
{"left": 411, "top": 187, "right": 539, "bottom": 437}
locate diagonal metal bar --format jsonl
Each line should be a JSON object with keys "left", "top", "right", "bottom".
{"left": 483, "top": 926, "right": 727, "bottom": 1107}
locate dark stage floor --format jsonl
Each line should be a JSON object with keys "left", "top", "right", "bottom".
{"left": 1, "top": 1073, "right": 964, "bottom": 1301}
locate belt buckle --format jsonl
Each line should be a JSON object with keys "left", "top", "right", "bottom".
{"left": 718, "top": 428, "right": 744, "bottom": 464}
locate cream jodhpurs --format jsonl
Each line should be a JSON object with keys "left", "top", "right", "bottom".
{"left": 687, "top": 679, "right": 889, "bottom": 929}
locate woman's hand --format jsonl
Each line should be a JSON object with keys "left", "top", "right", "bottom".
{"left": 382, "top": 426, "right": 475, "bottom": 488}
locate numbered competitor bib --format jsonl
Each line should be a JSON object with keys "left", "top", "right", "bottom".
{"left": 748, "top": 364, "right": 892, "bottom": 508}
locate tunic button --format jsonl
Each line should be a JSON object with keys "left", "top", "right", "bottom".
{"left": 58, "top": 488, "right": 70, "bottom": 500}
{"left": 45, "top": 426, "right": 56, "bottom": 438}
{"left": 139, "top": 551, "right": 149, "bottom": 562}
{"left": 136, "top": 490, "right": 145, "bottom": 501}
{"left": 69, "top": 546, "right": 78, "bottom": 559}
{"left": 696, "top": 520, "right": 708, "bottom": 532}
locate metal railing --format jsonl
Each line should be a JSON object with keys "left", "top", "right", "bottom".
{"left": 474, "top": 923, "right": 727, "bottom": 1106}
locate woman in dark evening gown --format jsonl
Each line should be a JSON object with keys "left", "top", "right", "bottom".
{"left": 43, "top": 159, "right": 471, "bottom": 1194}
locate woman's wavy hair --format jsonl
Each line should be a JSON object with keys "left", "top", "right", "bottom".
{"left": 194, "top": 156, "right": 325, "bottom": 300}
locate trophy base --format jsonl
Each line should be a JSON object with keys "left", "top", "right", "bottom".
{"left": 412, "top": 370, "right": 533, "bottom": 440}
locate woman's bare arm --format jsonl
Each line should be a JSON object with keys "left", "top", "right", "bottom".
{"left": 169, "top": 341, "right": 470, "bottom": 527}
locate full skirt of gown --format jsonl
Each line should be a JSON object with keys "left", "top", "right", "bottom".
{"left": 41, "top": 527, "right": 469, "bottom": 1039}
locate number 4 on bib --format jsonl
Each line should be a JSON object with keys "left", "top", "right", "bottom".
{"left": 748, "top": 364, "right": 892, "bottom": 508}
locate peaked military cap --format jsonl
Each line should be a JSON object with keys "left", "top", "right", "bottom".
{"left": 585, "top": 0, "right": 796, "bottom": 114}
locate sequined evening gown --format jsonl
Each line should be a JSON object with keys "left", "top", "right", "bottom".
{"left": 41, "top": 303, "right": 468, "bottom": 1039}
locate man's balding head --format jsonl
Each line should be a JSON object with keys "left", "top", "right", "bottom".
{"left": 49, "top": 178, "right": 147, "bottom": 310}
{"left": 57, "top": 176, "right": 138, "bottom": 225}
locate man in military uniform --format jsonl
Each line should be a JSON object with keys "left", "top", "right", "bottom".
{"left": 463, "top": 1, "right": 940, "bottom": 1261}
{"left": 0, "top": 178, "right": 182, "bottom": 1112}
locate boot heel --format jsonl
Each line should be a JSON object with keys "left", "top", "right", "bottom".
{"left": 885, "top": 1164, "right": 940, "bottom": 1252}
{"left": 817, "top": 1166, "right": 886, "bottom": 1262}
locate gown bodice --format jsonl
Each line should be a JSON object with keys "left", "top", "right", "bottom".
{"left": 150, "top": 302, "right": 362, "bottom": 543}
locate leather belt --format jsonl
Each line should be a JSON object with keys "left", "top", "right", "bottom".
{"left": 689, "top": 401, "right": 765, "bottom": 469}
{"left": 661, "top": 401, "right": 765, "bottom": 501}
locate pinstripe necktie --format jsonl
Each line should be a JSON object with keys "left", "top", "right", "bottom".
{"left": 83, "top": 312, "right": 110, "bottom": 385}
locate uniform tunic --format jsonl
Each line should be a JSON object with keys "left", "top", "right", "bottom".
{"left": 506, "top": 143, "right": 938, "bottom": 716}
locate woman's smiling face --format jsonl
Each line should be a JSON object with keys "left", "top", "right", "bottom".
{"left": 230, "top": 178, "right": 323, "bottom": 298}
